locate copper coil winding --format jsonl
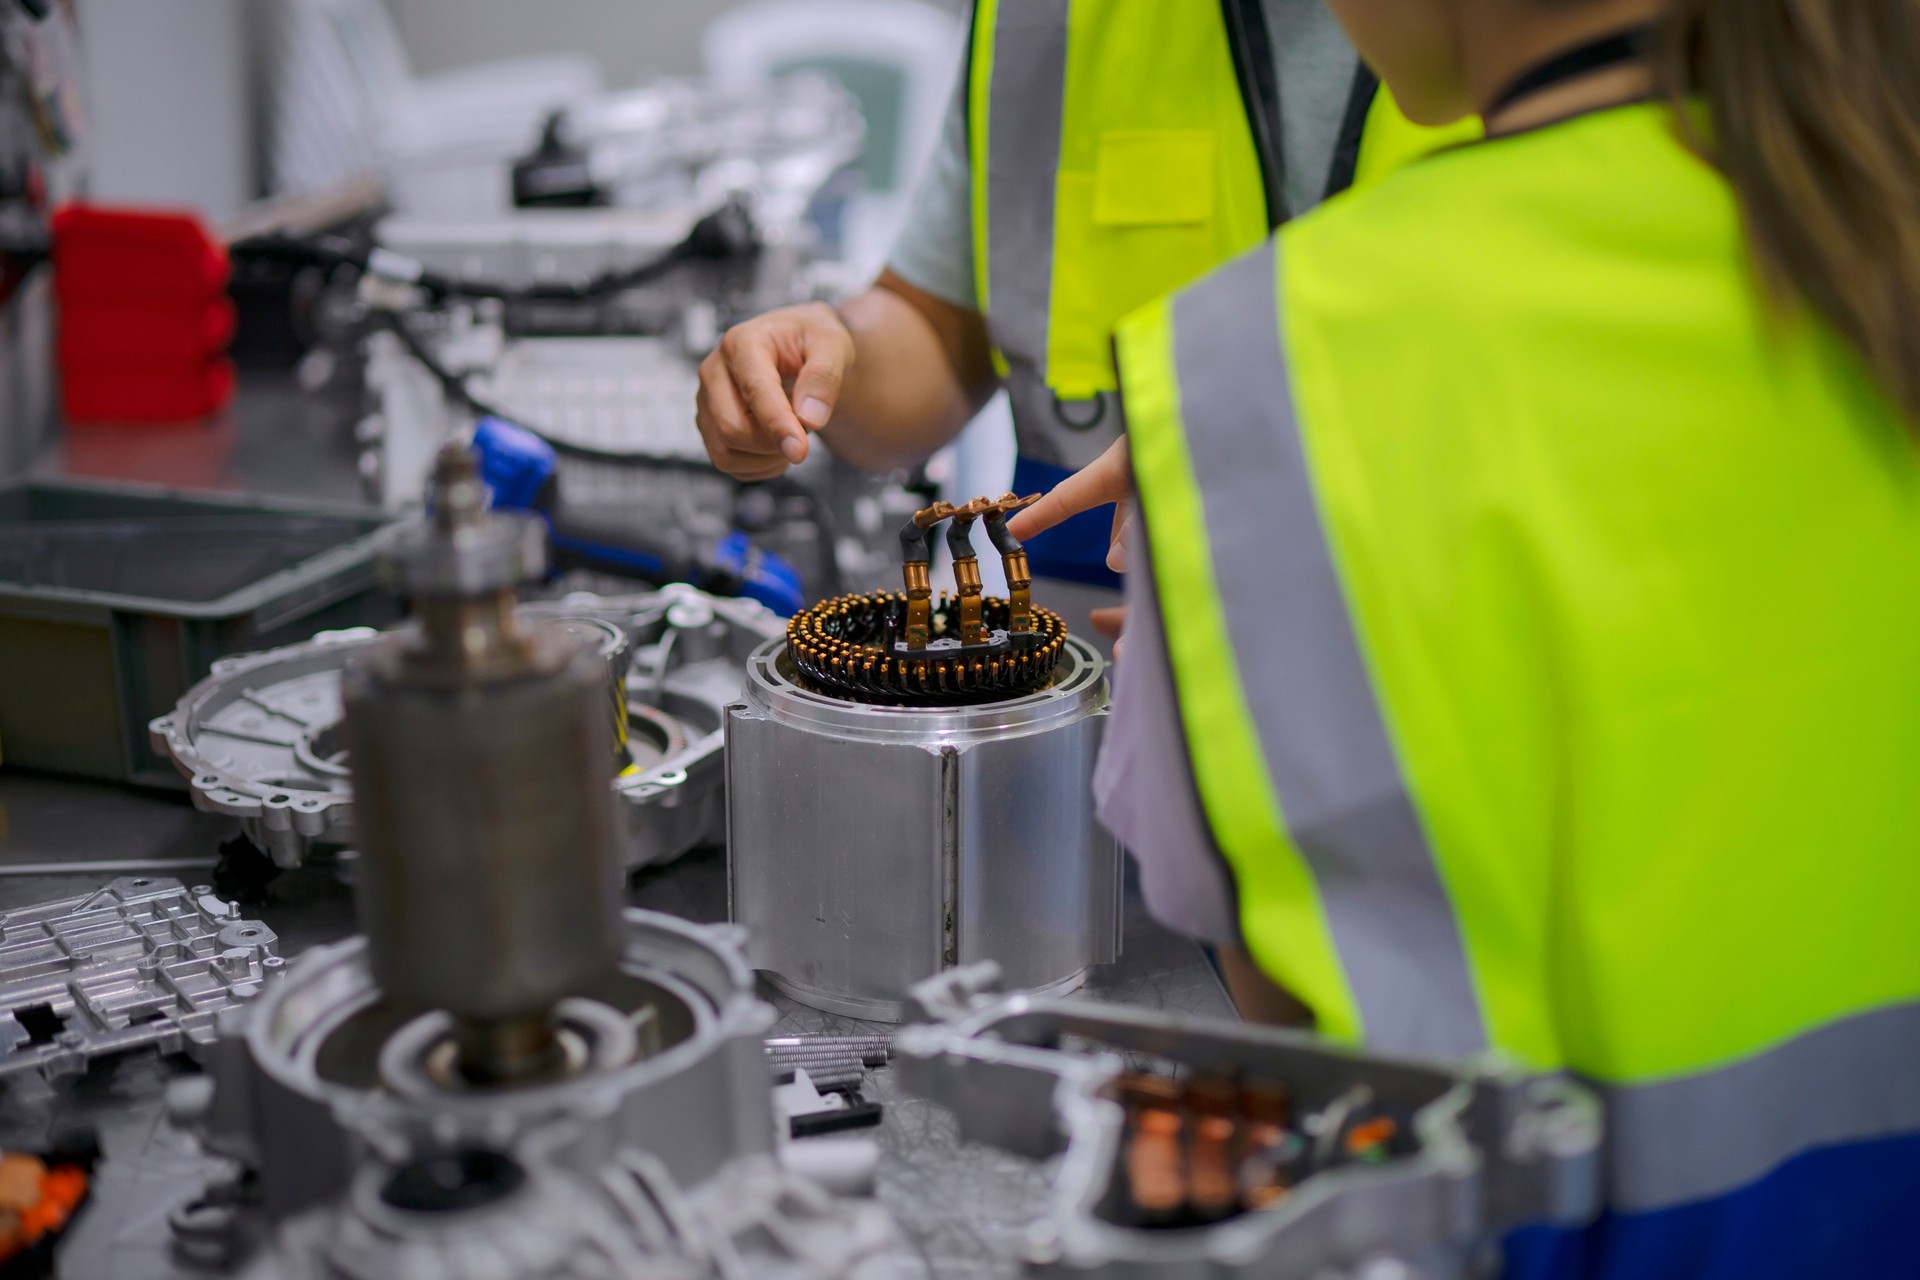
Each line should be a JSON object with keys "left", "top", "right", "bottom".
{"left": 787, "top": 591, "right": 1067, "bottom": 706}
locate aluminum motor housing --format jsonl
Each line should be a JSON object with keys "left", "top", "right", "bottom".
{"left": 725, "top": 635, "right": 1121, "bottom": 1021}
{"left": 171, "top": 912, "right": 901, "bottom": 1279}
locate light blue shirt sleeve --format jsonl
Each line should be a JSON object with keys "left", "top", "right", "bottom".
{"left": 1093, "top": 521, "right": 1242, "bottom": 946}
{"left": 884, "top": 64, "right": 978, "bottom": 311}
{"left": 1266, "top": 0, "right": 1361, "bottom": 218}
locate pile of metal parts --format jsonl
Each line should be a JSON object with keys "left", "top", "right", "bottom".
{"left": 0, "top": 877, "right": 279, "bottom": 1088}
{"left": 729, "top": 496, "right": 1120, "bottom": 1020}
{"left": 354, "top": 252, "right": 910, "bottom": 601}
{"left": 335, "top": 71, "right": 905, "bottom": 604}
{"left": 166, "top": 445, "right": 896, "bottom": 1279}
{"left": 896, "top": 965, "right": 1602, "bottom": 1279}
{"left": 786, "top": 494, "right": 1068, "bottom": 705}
{"left": 149, "top": 581, "right": 782, "bottom": 872}
{"left": 765, "top": 1035, "right": 891, "bottom": 1095}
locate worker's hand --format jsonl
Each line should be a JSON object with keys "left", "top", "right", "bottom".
{"left": 1006, "top": 437, "right": 1133, "bottom": 570}
{"left": 1091, "top": 605, "right": 1129, "bottom": 662}
{"left": 1009, "top": 438, "right": 1136, "bottom": 651}
{"left": 696, "top": 302, "right": 855, "bottom": 481}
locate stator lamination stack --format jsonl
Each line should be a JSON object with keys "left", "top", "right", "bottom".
{"left": 727, "top": 495, "right": 1122, "bottom": 1021}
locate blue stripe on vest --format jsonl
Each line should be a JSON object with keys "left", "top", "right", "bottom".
{"left": 1010, "top": 456, "right": 1122, "bottom": 590}
{"left": 1503, "top": 1129, "right": 1920, "bottom": 1280}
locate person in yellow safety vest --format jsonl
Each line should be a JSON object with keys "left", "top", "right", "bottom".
{"left": 693, "top": 2, "right": 1474, "bottom": 626}
{"left": 1008, "top": 0, "right": 1920, "bottom": 1275}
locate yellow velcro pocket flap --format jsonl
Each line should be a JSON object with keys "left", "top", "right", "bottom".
{"left": 1093, "top": 131, "right": 1216, "bottom": 227}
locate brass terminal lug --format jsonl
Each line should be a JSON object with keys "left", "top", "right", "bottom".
{"left": 982, "top": 492, "right": 1041, "bottom": 635}
{"left": 947, "top": 497, "right": 994, "bottom": 646}
{"left": 903, "top": 561, "right": 933, "bottom": 650}
{"left": 899, "top": 502, "right": 955, "bottom": 653}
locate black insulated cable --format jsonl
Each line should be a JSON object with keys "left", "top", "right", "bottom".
{"left": 229, "top": 197, "right": 758, "bottom": 305}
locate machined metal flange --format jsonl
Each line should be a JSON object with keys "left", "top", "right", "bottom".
{"left": 174, "top": 910, "right": 778, "bottom": 1224}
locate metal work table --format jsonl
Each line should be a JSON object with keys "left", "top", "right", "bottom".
{"left": 0, "top": 769, "right": 1234, "bottom": 1279}
{"left": 1, "top": 370, "right": 1232, "bottom": 1275}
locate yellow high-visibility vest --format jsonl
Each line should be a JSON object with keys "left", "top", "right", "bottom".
{"left": 967, "top": 0, "right": 1475, "bottom": 470}
{"left": 1119, "top": 100, "right": 1920, "bottom": 1241}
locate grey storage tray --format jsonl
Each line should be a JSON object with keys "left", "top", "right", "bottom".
{"left": 0, "top": 479, "right": 396, "bottom": 784}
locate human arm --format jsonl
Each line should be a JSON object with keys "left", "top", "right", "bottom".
{"left": 695, "top": 52, "right": 998, "bottom": 480}
{"left": 693, "top": 272, "right": 996, "bottom": 481}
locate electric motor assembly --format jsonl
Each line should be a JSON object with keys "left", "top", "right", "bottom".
{"left": 729, "top": 493, "right": 1123, "bottom": 1021}
{"left": 786, "top": 591, "right": 1069, "bottom": 705}
{"left": 9, "top": 458, "right": 1593, "bottom": 1280}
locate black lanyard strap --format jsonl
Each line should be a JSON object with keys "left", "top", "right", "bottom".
{"left": 1486, "top": 25, "right": 1653, "bottom": 118}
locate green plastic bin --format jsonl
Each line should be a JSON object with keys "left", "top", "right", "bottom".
{"left": 0, "top": 479, "right": 396, "bottom": 785}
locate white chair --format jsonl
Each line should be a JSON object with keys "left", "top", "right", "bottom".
{"left": 701, "top": 0, "right": 962, "bottom": 278}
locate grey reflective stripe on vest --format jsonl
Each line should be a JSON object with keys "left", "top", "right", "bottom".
{"left": 983, "top": 0, "right": 1120, "bottom": 471}
{"left": 1005, "top": 371, "right": 1120, "bottom": 471}
{"left": 1169, "top": 242, "right": 1488, "bottom": 1060}
{"left": 1597, "top": 998, "right": 1920, "bottom": 1212}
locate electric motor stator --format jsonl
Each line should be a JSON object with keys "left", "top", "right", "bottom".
{"left": 728, "top": 495, "right": 1123, "bottom": 1020}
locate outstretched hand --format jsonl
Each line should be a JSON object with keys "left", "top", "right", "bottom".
{"left": 1005, "top": 437, "right": 1132, "bottom": 572}
{"left": 1007, "top": 438, "right": 1135, "bottom": 651}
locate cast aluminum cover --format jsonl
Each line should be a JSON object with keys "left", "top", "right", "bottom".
{"left": 0, "top": 877, "right": 280, "bottom": 1084}
{"left": 148, "top": 585, "right": 784, "bottom": 869}
{"left": 893, "top": 965, "right": 1603, "bottom": 1280}
{"left": 172, "top": 910, "right": 903, "bottom": 1280}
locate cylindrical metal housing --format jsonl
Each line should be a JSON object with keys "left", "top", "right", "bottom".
{"left": 343, "top": 629, "right": 626, "bottom": 1032}
{"left": 726, "top": 636, "right": 1121, "bottom": 1021}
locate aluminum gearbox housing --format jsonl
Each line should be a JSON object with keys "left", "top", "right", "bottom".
{"left": 894, "top": 965, "right": 1603, "bottom": 1280}
{"left": 149, "top": 585, "right": 784, "bottom": 871}
{"left": 725, "top": 634, "right": 1122, "bottom": 1022}
{"left": 169, "top": 910, "right": 897, "bottom": 1278}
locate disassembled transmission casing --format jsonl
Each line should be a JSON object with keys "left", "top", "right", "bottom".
{"left": 0, "top": 877, "right": 280, "bottom": 1085}
{"left": 167, "top": 448, "right": 897, "bottom": 1278}
{"left": 149, "top": 585, "right": 784, "bottom": 870}
{"left": 728, "top": 497, "right": 1122, "bottom": 1020}
{"left": 895, "top": 965, "right": 1602, "bottom": 1279}
{"left": 173, "top": 912, "right": 894, "bottom": 1279}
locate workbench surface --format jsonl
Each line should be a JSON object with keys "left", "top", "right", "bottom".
{"left": 3, "top": 371, "right": 1231, "bottom": 1274}
{"left": 0, "top": 769, "right": 1236, "bottom": 1278}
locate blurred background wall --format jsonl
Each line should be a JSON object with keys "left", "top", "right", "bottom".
{"left": 388, "top": 0, "right": 964, "bottom": 86}
{"left": 72, "top": 0, "right": 254, "bottom": 221}
{"left": 69, "top": 0, "right": 966, "bottom": 225}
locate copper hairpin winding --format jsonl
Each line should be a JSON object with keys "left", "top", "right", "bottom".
{"left": 787, "top": 493, "right": 1065, "bottom": 706}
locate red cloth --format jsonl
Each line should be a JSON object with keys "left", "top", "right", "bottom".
{"left": 60, "top": 357, "right": 235, "bottom": 424}
{"left": 53, "top": 203, "right": 234, "bottom": 425}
